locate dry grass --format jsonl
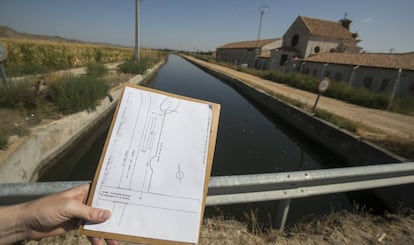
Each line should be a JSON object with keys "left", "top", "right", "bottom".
{"left": 23, "top": 211, "right": 414, "bottom": 245}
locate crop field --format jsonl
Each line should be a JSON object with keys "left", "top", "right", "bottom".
{"left": 0, "top": 37, "right": 135, "bottom": 76}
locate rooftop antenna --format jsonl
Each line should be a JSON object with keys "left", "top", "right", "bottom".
{"left": 255, "top": 5, "right": 269, "bottom": 63}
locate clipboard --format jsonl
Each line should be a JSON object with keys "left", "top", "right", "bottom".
{"left": 79, "top": 83, "right": 220, "bottom": 244}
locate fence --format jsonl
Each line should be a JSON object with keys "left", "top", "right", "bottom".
{"left": 1, "top": 161, "right": 414, "bottom": 230}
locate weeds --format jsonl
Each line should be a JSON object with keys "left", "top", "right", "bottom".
{"left": 243, "top": 209, "right": 264, "bottom": 235}
{"left": 86, "top": 62, "right": 108, "bottom": 77}
{"left": 314, "top": 109, "right": 359, "bottom": 132}
{"left": 47, "top": 75, "right": 109, "bottom": 114}
{"left": 118, "top": 59, "right": 149, "bottom": 74}
{"left": 0, "top": 131, "right": 7, "bottom": 150}
{"left": 0, "top": 80, "right": 37, "bottom": 109}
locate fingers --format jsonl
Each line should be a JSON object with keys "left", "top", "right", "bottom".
{"left": 106, "top": 239, "right": 119, "bottom": 245}
{"left": 55, "top": 184, "right": 90, "bottom": 204}
{"left": 88, "top": 237, "right": 119, "bottom": 245}
{"left": 66, "top": 200, "right": 112, "bottom": 224}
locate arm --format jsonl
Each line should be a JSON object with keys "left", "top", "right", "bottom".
{"left": 0, "top": 184, "right": 117, "bottom": 245}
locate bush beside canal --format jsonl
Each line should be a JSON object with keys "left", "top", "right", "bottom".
{"left": 0, "top": 46, "right": 166, "bottom": 150}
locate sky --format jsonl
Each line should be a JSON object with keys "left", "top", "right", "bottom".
{"left": 1, "top": 0, "right": 414, "bottom": 53}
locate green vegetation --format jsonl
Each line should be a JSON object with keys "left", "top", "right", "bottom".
{"left": 118, "top": 49, "right": 168, "bottom": 74}
{"left": 118, "top": 59, "right": 149, "bottom": 74}
{"left": 262, "top": 71, "right": 392, "bottom": 110}
{"left": 265, "top": 88, "right": 359, "bottom": 133}
{"left": 85, "top": 62, "right": 108, "bottom": 77}
{"left": 188, "top": 53, "right": 414, "bottom": 114}
{"left": 0, "top": 132, "right": 7, "bottom": 150}
{"left": 314, "top": 109, "right": 360, "bottom": 132}
{"left": 0, "top": 38, "right": 166, "bottom": 150}
{"left": 48, "top": 75, "right": 109, "bottom": 114}
{"left": 0, "top": 69, "right": 109, "bottom": 149}
{"left": 0, "top": 80, "right": 37, "bottom": 109}
{"left": 0, "top": 37, "right": 133, "bottom": 76}
{"left": 388, "top": 97, "right": 414, "bottom": 114}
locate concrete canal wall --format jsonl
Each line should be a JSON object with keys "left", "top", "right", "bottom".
{"left": 185, "top": 57, "right": 405, "bottom": 166}
{"left": 0, "top": 62, "right": 164, "bottom": 183}
{"left": 185, "top": 57, "right": 412, "bottom": 211}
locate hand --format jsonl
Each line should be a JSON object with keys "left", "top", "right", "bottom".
{"left": 0, "top": 184, "right": 118, "bottom": 245}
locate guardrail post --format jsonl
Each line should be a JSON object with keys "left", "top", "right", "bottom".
{"left": 274, "top": 198, "right": 291, "bottom": 231}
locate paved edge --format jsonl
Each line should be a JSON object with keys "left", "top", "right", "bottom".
{"left": 0, "top": 61, "right": 165, "bottom": 183}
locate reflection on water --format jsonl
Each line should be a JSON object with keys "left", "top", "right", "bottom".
{"left": 144, "top": 55, "right": 344, "bottom": 176}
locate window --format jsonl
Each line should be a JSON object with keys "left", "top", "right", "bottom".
{"left": 314, "top": 46, "right": 320, "bottom": 53}
{"left": 291, "top": 34, "right": 299, "bottom": 47}
{"left": 380, "top": 79, "right": 390, "bottom": 91}
{"left": 312, "top": 69, "right": 318, "bottom": 77}
{"left": 303, "top": 68, "right": 310, "bottom": 75}
{"left": 280, "top": 54, "right": 288, "bottom": 66}
{"left": 334, "top": 73, "right": 342, "bottom": 81}
{"left": 363, "top": 76, "right": 373, "bottom": 89}
{"left": 409, "top": 81, "right": 414, "bottom": 92}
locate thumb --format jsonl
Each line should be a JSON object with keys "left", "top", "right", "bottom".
{"left": 68, "top": 201, "right": 112, "bottom": 224}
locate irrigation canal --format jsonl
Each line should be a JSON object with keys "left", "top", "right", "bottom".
{"left": 39, "top": 55, "right": 385, "bottom": 226}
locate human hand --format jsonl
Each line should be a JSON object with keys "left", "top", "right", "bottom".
{"left": 0, "top": 184, "right": 118, "bottom": 245}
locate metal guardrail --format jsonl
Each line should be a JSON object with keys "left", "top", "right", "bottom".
{"left": 1, "top": 162, "right": 414, "bottom": 230}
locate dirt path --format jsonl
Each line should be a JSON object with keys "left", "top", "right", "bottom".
{"left": 185, "top": 56, "right": 414, "bottom": 142}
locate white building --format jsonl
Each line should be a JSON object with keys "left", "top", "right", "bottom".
{"left": 216, "top": 15, "right": 414, "bottom": 96}
{"left": 269, "top": 15, "right": 361, "bottom": 71}
{"left": 216, "top": 38, "right": 282, "bottom": 69}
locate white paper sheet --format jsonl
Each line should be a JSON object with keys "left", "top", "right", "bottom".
{"left": 83, "top": 86, "right": 213, "bottom": 243}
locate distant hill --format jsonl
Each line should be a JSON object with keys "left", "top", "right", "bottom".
{"left": 0, "top": 26, "right": 130, "bottom": 48}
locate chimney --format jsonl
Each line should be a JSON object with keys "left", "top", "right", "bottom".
{"left": 340, "top": 12, "right": 352, "bottom": 30}
{"left": 340, "top": 18, "right": 352, "bottom": 30}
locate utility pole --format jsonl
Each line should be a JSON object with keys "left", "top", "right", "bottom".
{"left": 134, "top": 0, "right": 140, "bottom": 61}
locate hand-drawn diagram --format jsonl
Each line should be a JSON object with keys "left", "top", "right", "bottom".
{"left": 84, "top": 86, "right": 214, "bottom": 243}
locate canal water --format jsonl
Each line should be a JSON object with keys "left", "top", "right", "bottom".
{"left": 40, "top": 55, "right": 381, "bottom": 226}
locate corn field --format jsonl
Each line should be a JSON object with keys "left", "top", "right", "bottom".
{"left": 0, "top": 38, "right": 135, "bottom": 76}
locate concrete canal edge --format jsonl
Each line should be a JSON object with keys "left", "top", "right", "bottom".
{"left": 184, "top": 57, "right": 405, "bottom": 165}
{"left": 184, "top": 57, "right": 413, "bottom": 211}
{"left": 0, "top": 61, "right": 164, "bottom": 183}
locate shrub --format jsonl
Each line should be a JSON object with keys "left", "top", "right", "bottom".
{"left": 260, "top": 70, "right": 394, "bottom": 111}
{"left": 0, "top": 131, "right": 7, "bottom": 150}
{"left": 389, "top": 97, "right": 414, "bottom": 114}
{"left": 0, "top": 81, "right": 36, "bottom": 109}
{"left": 118, "top": 59, "right": 149, "bottom": 74}
{"left": 86, "top": 62, "right": 108, "bottom": 78}
{"left": 48, "top": 75, "right": 109, "bottom": 114}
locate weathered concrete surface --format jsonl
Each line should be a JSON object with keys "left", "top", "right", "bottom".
{"left": 184, "top": 56, "right": 406, "bottom": 164}
{"left": 0, "top": 62, "right": 163, "bottom": 183}
{"left": 183, "top": 56, "right": 413, "bottom": 211}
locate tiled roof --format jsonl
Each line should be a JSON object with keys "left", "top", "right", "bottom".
{"left": 300, "top": 16, "right": 354, "bottom": 40}
{"left": 304, "top": 52, "right": 414, "bottom": 71}
{"left": 217, "top": 38, "right": 281, "bottom": 49}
